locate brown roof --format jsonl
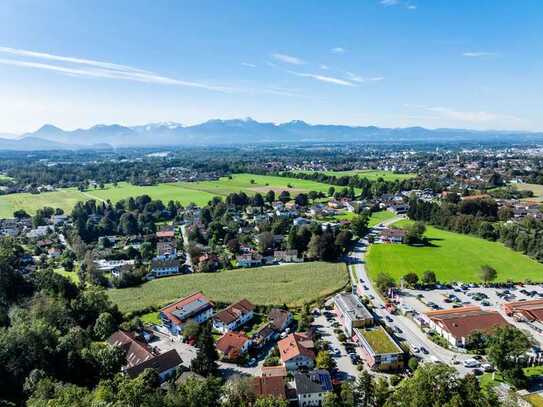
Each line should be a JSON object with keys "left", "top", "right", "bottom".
{"left": 125, "top": 349, "right": 182, "bottom": 378}
{"left": 277, "top": 333, "right": 315, "bottom": 363}
{"left": 427, "top": 306, "right": 509, "bottom": 339}
{"left": 213, "top": 299, "right": 255, "bottom": 325}
{"left": 268, "top": 308, "right": 291, "bottom": 331}
{"left": 253, "top": 376, "right": 286, "bottom": 399}
{"left": 503, "top": 299, "right": 543, "bottom": 321}
{"left": 160, "top": 291, "right": 213, "bottom": 326}
{"left": 215, "top": 331, "right": 250, "bottom": 358}
{"left": 156, "top": 230, "right": 175, "bottom": 238}
{"left": 108, "top": 330, "right": 154, "bottom": 368}
{"left": 261, "top": 365, "right": 287, "bottom": 378}
{"left": 382, "top": 228, "right": 407, "bottom": 238}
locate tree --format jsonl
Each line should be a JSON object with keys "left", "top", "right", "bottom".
{"left": 278, "top": 190, "right": 291, "bottom": 203}
{"left": 222, "top": 376, "right": 256, "bottom": 407}
{"left": 354, "top": 371, "right": 375, "bottom": 407}
{"left": 257, "top": 231, "right": 274, "bottom": 254}
{"left": 308, "top": 190, "right": 319, "bottom": 203}
{"left": 351, "top": 213, "right": 370, "bottom": 238}
{"left": 335, "top": 230, "right": 353, "bottom": 253}
{"left": 164, "top": 376, "right": 222, "bottom": 407}
{"left": 13, "top": 209, "right": 30, "bottom": 219}
{"left": 405, "top": 221, "right": 426, "bottom": 245}
{"left": 328, "top": 186, "right": 335, "bottom": 197}
{"left": 93, "top": 312, "right": 117, "bottom": 340}
{"left": 254, "top": 396, "right": 288, "bottom": 407}
{"left": 322, "top": 392, "right": 341, "bottom": 407}
{"left": 403, "top": 272, "right": 419, "bottom": 287}
{"left": 422, "top": 270, "right": 437, "bottom": 286}
{"left": 253, "top": 193, "right": 265, "bottom": 208}
{"left": 294, "top": 193, "right": 309, "bottom": 207}
{"left": 479, "top": 265, "right": 497, "bottom": 284}
{"left": 486, "top": 326, "right": 530, "bottom": 375}
{"left": 183, "top": 320, "right": 200, "bottom": 339}
{"left": 191, "top": 323, "right": 219, "bottom": 377}
{"left": 375, "top": 272, "right": 395, "bottom": 294}
{"left": 316, "top": 350, "right": 336, "bottom": 371}
{"left": 265, "top": 190, "right": 275, "bottom": 204}
{"left": 408, "top": 357, "right": 419, "bottom": 371}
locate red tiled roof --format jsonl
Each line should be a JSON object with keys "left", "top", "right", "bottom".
{"left": 261, "top": 365, "right": 287, "bottom": 378}
{"left": 278, "top": 333, "right": 315, "bottom": 363}
{"left": 156, "top": 230, "right": 175, "bottom": 238}
{"left": 108, "top": 330, "right": 154, "bottom": 368}
{"left": 160, "top": 291, "right": 212, "bottom": 326}
{"left": 215, "top": 331, "right": 250, "bottom": 357}
{"left": 213, "top": 299, "right": 255, "bottom": 325}
{"left": 253, "top": 376, "right": 286, "bottom": 399}
{"left": 427, "top": 306, "right": 509, "bottom": 339}
{"left": 503, "top": 299, "right": 543, "bottom": 321}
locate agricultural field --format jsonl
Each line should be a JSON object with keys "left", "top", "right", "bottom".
{"left": 108, "top": 261, "right": 348, "bottom": 314}
{"left": 0, "top": 173, "right": 339, "bottom": 217}
{"left": 366, "top": 220, "right": 543, "bottom": 283}
{"left": 297, "top": 169, "right": 416, "bottom": 181}
{"left": 515, "top": 183, "right": 543, "bottom": 202}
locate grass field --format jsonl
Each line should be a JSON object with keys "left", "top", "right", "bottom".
{"left": 0, "top": 173, "right": 340, "bottom": 217}
{"left": 108, "top": 261, "right": 348, "bottom": 314}
{"left": 515, "top": 183, "right": 543, "bottom": 202}
{"left": 366, "top": 220, "right": 543, "bottom": 283}
{"left": 297, "top": 169, "right": 416, "bottom": 181}
{"left": 53, "top": 267, "right": 80, "bottom": 284}
{"left": 368, "top": 211, "right": 396, "bottom": 227}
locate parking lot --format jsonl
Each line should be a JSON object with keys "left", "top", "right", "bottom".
{"left": 400, "top": 283, "right": 543, "bottom": 348}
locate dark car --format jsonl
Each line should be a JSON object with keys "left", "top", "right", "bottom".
{"left": 420, "top": 347, "right": 429, "bottom": 355}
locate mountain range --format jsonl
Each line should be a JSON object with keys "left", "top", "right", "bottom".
{"left": 1, "top": 118, "right": 542, "bottom": 150}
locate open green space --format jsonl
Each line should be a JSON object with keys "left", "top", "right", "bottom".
{"left": 366, "top": 220, "right": 543, "bottom": 283}
{"left": 360, "top": 327, "right": 401, "bottom": 354}
{"left": 297, "top": 169, "right": 416, "bottom": 181}
{"left": 368, "top": 211, "right": 396, "bottom": 227}
{"left": 480, "top": 366, "right": 543, "bottom": 396}
{"left": 515, "top": 183, "right": 543, "bottom": 202}
{"left": 0, "top": 173, "right": 340, "bottom": 218}
{"left": 53, "top": 267, "right": 80, "bottom": 284}
{"left": 108, "top": 261, "right": 348, "bottom": 314}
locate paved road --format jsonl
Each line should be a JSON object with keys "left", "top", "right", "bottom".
{"left": 348, "top": 216, "right": 473, "bottom": 376}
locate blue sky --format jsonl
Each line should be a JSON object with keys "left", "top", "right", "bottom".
{"left": 0, "top": 0, "right": 541, "bottom": 134}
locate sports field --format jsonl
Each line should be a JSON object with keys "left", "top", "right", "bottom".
{"left": 108, "top": 261, "right": 348, "bottom": 313}
{"left": 366, "top": 221, "right": 543, "bottom": 283}
{"left": 0, "top": 173, "right": 337, "bottom": 217}
{"left": 297, "top": 169, "right": 415, "bottom": 181}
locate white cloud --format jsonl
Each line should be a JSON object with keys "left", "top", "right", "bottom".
{"left": 287, "top": 70, "right": 355, "bottom": 87}
{"left": 380, "top": 0, "right": 416, "bottom": 9}
{"left": 345, "top": 72, "right": 384, "bottom": 83}
{"left": 0, "top": 46, "right": 236, "bottom": 92}
{"left": 271, "top": 53, "right": 306, "bottom": 65}
{"left": 320, "top": 64, "right": 329, "bottom": 70}
{"left": 331, "top": 47, "right": 345, "bottom": 54}
{"left": 463, "top": 51, "right": 499, "bottom": 58}
{"left": 241, "top": 62, "right": 256, "bottom": 68}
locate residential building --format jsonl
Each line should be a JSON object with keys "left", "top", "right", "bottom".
{"left": 212, "top": 299, "right": 255, "bottom": 333}
{"left": 334, "top": 292, "right": 373, "bottom": 336}
{"left": 278, "top": 332, "right": 315, "bottom": 371}
{"left": 387, "top": 203, "right": 409, "bottom": 214}
{"left": 293, "top": 370, "right": 333, "bottom": 407}
{"left": 107, "top": 330, "right": 182, "bottom": 382}
{"left": 354, "top": 326, "right": 404, "bottom": 371}
{"left": 150, "top": 257, "right": 180, "bottom": 277}
{"left": 379, "top": 228, "right": 407, "bottom": 243}
{"left": 274, "top": 249, "right": 303, "bottom": 263}
{"left": 423, "top": 306, "right": 510, "bottom": 347}
{"left": 215, "top": 331, "right": 251, "bottom": 360}
{"left": 160, "top": 291, "right": 214, "bottom": 335}
{"left": 268, "top": 308, "right": 292, "bottom": 332}
{"left": 236, "top": 253, "right": 263, "bottom": 268}
{"left": 253, "top": 376, "right": 286, "bottom": 400}
{"left": 252, "top": 323, "right": 276, "bottom": 348}
{"left": 261, "top": 365, "right": 287, "bottom": 378}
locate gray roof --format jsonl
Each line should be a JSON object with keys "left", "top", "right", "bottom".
{"left": 171, "top": 298, "right": 211, "bottom": 321}
{"left": 294, "top": 370, "right": 333, "bottom": 395}
{"left": 334, "top": 292, "right": 372, "bottom": 322}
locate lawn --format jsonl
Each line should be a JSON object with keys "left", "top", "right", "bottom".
{"left": 515, "top": 183, "right": 543, "bottom": 202}
{"left": 0, "top": 173, "right": 339, "bottom": 217}
{"left": 140, "top": 311, "right": 161, "bottom": 325}
{"left": 108, "top": 261, "right": 348, "bottom": 314}
{"left": 297, "top": 169, "right": 416, "bottom": 181}
{"left": 360, "top": 327, "right": 401, "bottom": 354}
{"left": 53, "top": 267, "right": 80, "bottom": 284}
{"left": 366, "top": 221, "right": 543, "bottom": 283}
{"left": 368, "top": 211, "right": 396, "bottom": 227}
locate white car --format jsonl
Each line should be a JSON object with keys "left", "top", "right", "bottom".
{"left": 463, "top": 358, "right": 480, "bottom": 368}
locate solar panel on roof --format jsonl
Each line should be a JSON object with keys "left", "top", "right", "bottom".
{"left": 319, "top": 372, "right": 332, "bottom": 391}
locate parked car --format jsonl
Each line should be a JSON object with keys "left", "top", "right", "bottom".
{"left": 463, "top": 359, "right": 480, "bottom": 368}
{"left": 420, "top": 347, "right": 429, "bottom": 355}
{"left": 385, "top": 316, "right": 393, "bottom": 322}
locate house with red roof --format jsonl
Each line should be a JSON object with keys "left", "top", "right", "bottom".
{"left": 277, "top": 332, "right": 315, "bottom": 371}
{"left": 215, "top": 331, "right": 251, "bottom": 361}
{"left": 212, "top": 299, "right": 255, "bottom": 333}
{"left": 160, "top": 291, "right": 214, "bottom": 335}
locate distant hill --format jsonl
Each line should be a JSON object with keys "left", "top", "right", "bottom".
{"left": 2, "top": 118, "right": 541, "bottom": 150}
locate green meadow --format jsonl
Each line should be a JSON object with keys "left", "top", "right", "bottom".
{"left": 0, "top": 173, "right": 339, "bottom": 217}
{"left": 366, "top": 220, "right": 543, "bottom": 283}
{"left": 108, "top": 261, "right": 348, "bottom": 314}
{"left": 297, "top": 169, "right": 416, "bottom": 181}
